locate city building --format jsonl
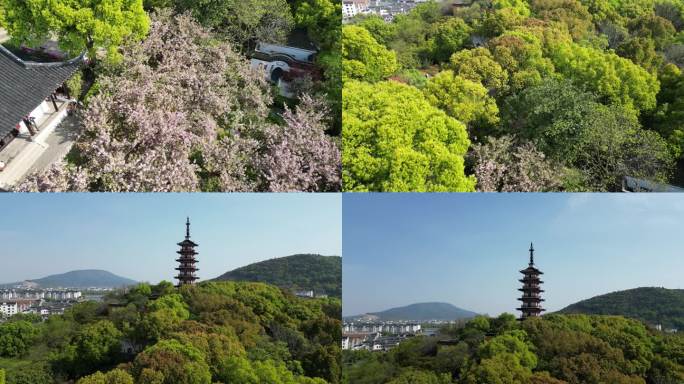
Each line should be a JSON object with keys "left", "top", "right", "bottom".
{"left": 0, "top": 301, "right": 18, "bottom": 317}
{"left": 517, "top": 243, "right": 545, "bottom": 320}
{"left": 175, "top": 217, "right": 199, "bottom": 287}
{"left": 343, "top": 0, "right": 370, "bottom": 19}
{"left": 295, "top": 290, "right": 315, "bottom": 298}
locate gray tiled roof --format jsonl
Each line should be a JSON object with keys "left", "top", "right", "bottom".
{"left": 0, "top": 45, "right": 83, "bottom": 138}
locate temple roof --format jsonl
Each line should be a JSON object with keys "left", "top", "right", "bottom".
{"left": 177, "top": 239, "right": 198, "bottom": 247}
{"left": 519, "top": 266, "right": 543, "bottom": 274}
{"left": 0, "top": 45, "right": 84, "bottom": 139}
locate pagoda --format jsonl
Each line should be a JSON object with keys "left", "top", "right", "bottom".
{"left": 517, "top": 242, "right": 545, "bottom": 320}
{"left": 175, "top": 217, "right": 199, "bottom": 287}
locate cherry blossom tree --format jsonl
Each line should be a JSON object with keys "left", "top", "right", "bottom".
{"left": 16, "top": 11, "right": 341, "bottom": 192}
{"left": 257, "top": 95, "right": 341, "bottom": 192}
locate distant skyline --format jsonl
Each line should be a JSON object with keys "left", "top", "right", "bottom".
{"left": 1, "top": 194, "right": 341, "bottom": 284}
{"left": 343, "top": 193, "right": 684, "bottom": 317}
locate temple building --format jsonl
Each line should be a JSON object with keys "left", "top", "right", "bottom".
{"left": 175, "top": 217, "right": 199, "bottom": 287}
{"left": 0, "top": 45, "right": 85, "bottom": 188}
{"left": 517, "top": 242, "right": 545, "bottom": 320}
{"left": 250, "top": 40, "right": 319, "bottom": 98}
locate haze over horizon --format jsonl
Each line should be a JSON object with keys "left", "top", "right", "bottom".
{"left": 1, "top": 194, "right": 341, "bottom": 285}
{"left": 343, "top": 193, "right": 684, "bottom": 317}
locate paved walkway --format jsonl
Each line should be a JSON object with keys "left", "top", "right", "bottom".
{"left": 0, "top": 103, "right": 82, "bottom": 189}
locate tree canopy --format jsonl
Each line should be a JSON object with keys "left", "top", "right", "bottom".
{"left": 1, "top": 280, "right": 341, "bottom": 384}
{"left": 345, "top": 0, "right": 684, "bottom": 190}
{"left": 344, "top": 314, "right": 684, "bottom": 384}
{"left": 2, "top": 0, "right": 150, "bottom": 63}
{"left": 343, "top": 80, "right": 476, "bottom": 192}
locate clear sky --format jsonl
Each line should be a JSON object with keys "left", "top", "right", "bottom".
{"left": 343, "top": 193, "right": 684, "bottom": 317}
{"left": 1, "top": 193, "right": 341, "bottom": 284}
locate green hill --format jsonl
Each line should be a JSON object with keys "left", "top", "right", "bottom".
{"left": 558, "top": 287, "right": 684, "bottom": 329}
{"left": 212, "top": 254, "right": 341, "bottom": 298}
{"left": 347, "top": 302, "right": 479, "bottom": 322}
{"left": 1, "top": 270, "right": 137, "bottom": 289}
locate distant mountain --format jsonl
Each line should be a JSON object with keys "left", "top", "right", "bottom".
{"left": 558, "top": 287, "right": 684, "bottom": 329}
{"left": 212, "top": 254, "right": 341, "bottom": 298}
{"left": 347, "top": 302, "right": 479, "bottom": 322}
{"left": 1, "top": 270, "right": 137, "bottom": 289}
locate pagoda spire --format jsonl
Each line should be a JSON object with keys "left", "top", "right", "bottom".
{"left": 517, "top": 243, "right": 545, "bottom": 320}
{"left": 529, "top": 242, "right": 534, "bottom": 265}
{"left": 175, "top": 217, "right": 199, "bottom": 287}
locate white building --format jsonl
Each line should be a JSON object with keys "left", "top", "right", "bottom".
{"left": 343, "top": 0, "right": 370, "bottom": 19}
{"left": 0, "top": 302, "right": 18, "bottom": 317}
{"left": 250, "top": 42, "right": 318, "bottom": 98}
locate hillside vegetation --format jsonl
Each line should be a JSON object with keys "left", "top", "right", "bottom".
{"left": 0, "top": 280, "right": 341, "bottom": 384}
{"left": 344, "top": 313, "right": 684, "bottom": 383}
{"left": 343, "top": 0, "right": 684, "bottom": 191}
{"left": 559, "top": 287, "right": 684, "bottom": 329}
{"left": 213, "top": 254, "right": 342, "bottom": 298}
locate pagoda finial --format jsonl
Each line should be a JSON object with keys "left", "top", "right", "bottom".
{"left": 529, "top": 242, "right": 534, "bottom": 265}
{"left": 186, "top": 217, "right": 190, "bottom": 239}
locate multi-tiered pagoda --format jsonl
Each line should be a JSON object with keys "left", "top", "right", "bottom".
{"left": 517, "top": 242, "right": 545, "bottom": 320}
{"left": 175, "top": 217, "right": 199, "bottom": 287}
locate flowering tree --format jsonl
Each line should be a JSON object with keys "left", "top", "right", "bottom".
{"left": 470, "top": 136, "right": 561, "bottom": 192}
{"left": 257, "top": 96, "right": 341, "bottom": 192}
{"left": 16, "top": 11, "right": 341, "bottom": 192}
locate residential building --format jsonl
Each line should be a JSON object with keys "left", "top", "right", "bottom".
{"left": 343, "top": 0, "right": 370, "bottom": 19}
{"left": 0, "top": 301, "right": 18, "bottom": 317}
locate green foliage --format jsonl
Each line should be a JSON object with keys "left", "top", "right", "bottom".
{"left": 424, "top": 71, "right": 499, "bottom": 127}
{"left": 502, "top": 79, "right": 673, "bottom": 190}
{"left": 549, "top": 41, "right": 659, "bottom": 111}
{"left": 448, "top": 48, "right": 509, "bottom": 93}
{"left": 132, "top": 339, "right": 212, "bottom": 384}
{"left": 343, "top": 80, "right": 476, "bottom": 192}
{"left": 76, "top": 369, "right": 134, "bottom": 384}
{"left": 175, "top": 0, "right": 294, "bottom": 46}
{"left": 345, "top": 314, "right": 684, "bottom": 384}
{"left": 559, "top": 287, "right": 684, "bottom": 330}
{"left": 0, "top": 368, "right": 4, "bottom": 384}
{"left": 214, "top": 254, "right": 342, "bottom": 298}
{"left": 342, "top": 25, "right": 398, "bottom": 82}
{"left": 0, "top": 321, "right": 38, "bottom": 358}
{"left": 345, "top": 0, "right": 684, "bottom": 189}
{"left": 1, "top": 281, "right": 339, "bottom": 383}
{"left": 2, "top": 0, "right": 150, "bottom": 63}
{"left": 428, "top": 17, "right": 472, "bottom": 63}
{"left": 293, "top": 0, "right": 341, "bottom": 50}
{"left": 66, "top": 70, "right": 84, "bottom": 100}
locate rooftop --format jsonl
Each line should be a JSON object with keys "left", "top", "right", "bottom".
{"left": 0, "top": 45, "right": 83, "bottom": 140}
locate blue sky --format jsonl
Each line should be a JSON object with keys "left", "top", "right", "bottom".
{"left": 0, "top": 193, "right": 341, "bottom": 284}
{"left": 343, "top": 193, "right": 684, "bottom": 317}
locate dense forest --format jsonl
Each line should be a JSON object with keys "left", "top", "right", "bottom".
{"left": 343, "top": 313, "right": 684, "bottom": 384}
{"left": 0, "top": 0, "right": 341, "bottom": 192}
{"left": 213, "top": 254, "right": 342, "bottom": 298}
{"left": 342, "top": 0, "right": 684, "bottom": 192}
{"left": 0, "top": 281, "right": 341, "bottom": 384}
{"left": 559, "top": 287, "right": 684, "bottom": 329}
